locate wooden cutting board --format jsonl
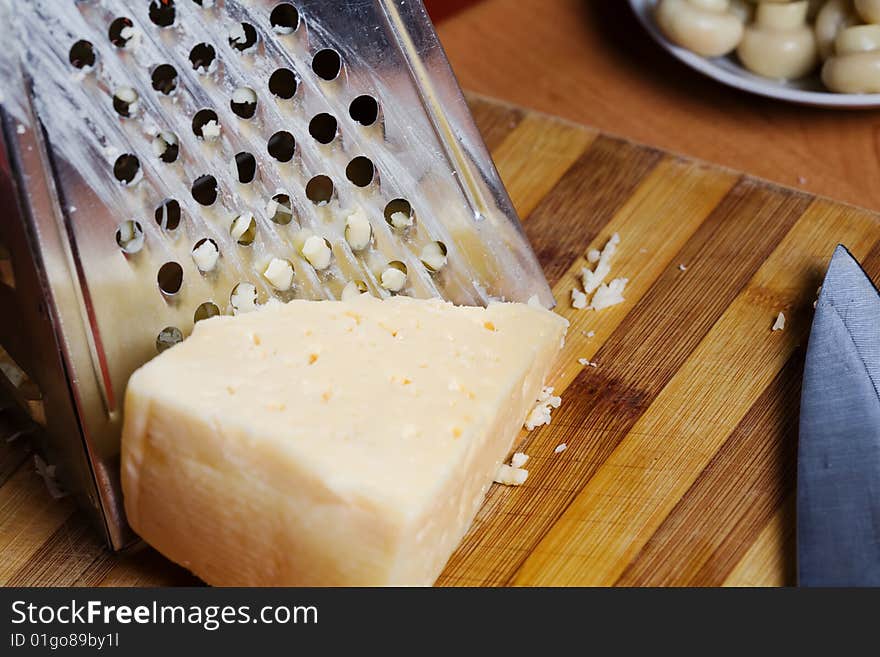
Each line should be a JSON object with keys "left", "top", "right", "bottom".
{"left": 3, "top": 94, "right": 880, "bottom": 587}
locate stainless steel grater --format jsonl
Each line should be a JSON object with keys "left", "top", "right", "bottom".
{"left": 0, "top": 0, "right": 552, "bottom": 550}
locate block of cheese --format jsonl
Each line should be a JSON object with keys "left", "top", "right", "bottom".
{"left": 121, "top": 295, "right": 567, "bottom": 586}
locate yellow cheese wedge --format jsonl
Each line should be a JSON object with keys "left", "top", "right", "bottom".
{"left": 121, "top": 295, "right": 567, "bottom": 586}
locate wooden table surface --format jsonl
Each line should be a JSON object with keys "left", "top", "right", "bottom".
{"left": 431, "top": 0, "right": 880, "bottom": 214}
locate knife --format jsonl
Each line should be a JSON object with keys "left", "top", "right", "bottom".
{"left": 798, "top": 245, "right": 880, "bottom": 587}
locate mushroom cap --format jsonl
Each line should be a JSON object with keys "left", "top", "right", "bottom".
{"left": 855, "top": 0, "right": 880, "bottom": 23}
{"left": 655, "top": 0, "right": 744, "bottom": 58}
{"left": 815, "top": 0, "right": 860, "bottom": 60}
{"left": 822, "top": 50, "right": 880, "bottom": 91}
{"left": 737, "top": 5, "right": 819, "bottom": 80}
{"left": 835, "top": 24, "right": 880, "bottom": 54}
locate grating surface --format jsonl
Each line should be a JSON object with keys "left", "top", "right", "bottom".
{"left": 9, "top": 0, "right": 547, "bottom": 352}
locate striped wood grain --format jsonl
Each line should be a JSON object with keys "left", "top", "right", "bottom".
{"left": 1, "top": 94, "right": 879, "bottom": 587}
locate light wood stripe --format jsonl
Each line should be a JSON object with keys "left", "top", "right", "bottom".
{"left": 513, "top": 198, "right": 880, "bottom": 586}
{"left": 724, "top": 494, "right": 796, "bottom": 587}
{"left": 492, "top": 113, "right": 597, "bottom": 218}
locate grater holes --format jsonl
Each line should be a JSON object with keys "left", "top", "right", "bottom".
{"left": 267, "top": 131, "right": 295, "bottom": 162}
{"left": 69, "top": 40, "right": 96, "bottom": 69}
{"left": 152, "top": 131, "right": 180, "bottom": 163}
{"left": 268, "top": 193, "right": 294, "bottom": 224}
{"left": 309, "top": 113, "right": 338, "bottom": 145}
{"left": 420, "top": 241, "right": 448, "bottom": 273}
{"left": 108, "top": 17, "right": 135, "bottom": 48}
{"left": 269, "top": 68, "right": 298, "bottom": 100}
{"left": 229, "top": 23, "right": 259, "bottom": 53}
{"left": 190, "top": 43, "right": 217, "bottom": 73}
{"left": 301, "top": 235, "right": 332, "bottom": 270}
{"left": 349, "top": 95, "right": 379, "bottom": 126}
{"left": 230, "top": 213, "right": 257, "bottom": 246}
{"left": 233, "top": 152, "right": 257, "bottom": 184}
{"left": 192, "top": 109, "right": 220, "bottom": 140}
{"left": 346, "top": 156, "right": 375, "bottom": 187}
{"left": 155, "top": 199, "right": 182, "bottom": 231}
{"left": 341, "top": 279, "right": 368, "bottom": 300}
{"left": 230, "top": 87, "right": 258, "bottom": 120}
{"left": 312, "top": 49, "right": 342, "bottom": 81}
{"left": 115, "top": 220, "right": 145, "bottom": 254}
{"left": 152, "top": 64, "right": 178, "bottom": 95}
{"left": 148, "top": 0, "right": 176, "bottom": 28}
{"left": 113, "top": 154, "right": 141, "bottom": 186}
{"left": 381, "top": 261, "right": 408, "bottom": 293}
{"left": 192, "top": 238, "right": 220, "bottom": 272}
{"left": 156, "top": 326, "right": 183, "bottom": 353}
{"left": 157, "top": 261, "right": 184, "bottom": 295}
{"left": 270, "top": 4, "right": 301, "bottom": 34}
{"left": 194, "top": 301, "right": 221, "bottom": 323}
{"left": 384, "top": 199, "right": 414, "bottom": 230}
{"left": 113, "top": 87, "right": 139, "bottom": 117}
{"left": 306, "top": 175, "right": 334, "bottom": 205}
{"left": 192, "top": 175, "right": 218, "bottom": 206}
{"left": 230, "top": 282, "right": 259, "bottom": 314}
{"left": 262, "top": 258, "right": 295, "bottom": 291}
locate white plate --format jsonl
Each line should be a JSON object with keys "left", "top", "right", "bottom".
{"left": 628, "top": 0, "right": 880, "bottom": 109}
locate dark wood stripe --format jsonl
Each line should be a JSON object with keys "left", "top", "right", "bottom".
{"left": 440, "top": 179, "right": 811, "bottom": 586}
{"left": 615, "top": 350, "right": 803, "bottom": 586}
{"left": 524, "top": 135, "right": 663, "bottom": 286}
{"left": 6, "top": 510, "right": 108, "bottom": 586}
{"left": 466, "top": 95, "right": 526, "bottom": 152}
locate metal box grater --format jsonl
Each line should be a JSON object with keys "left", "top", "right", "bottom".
{"left": 0, "top": 0, "right": 552, "bottom": 550}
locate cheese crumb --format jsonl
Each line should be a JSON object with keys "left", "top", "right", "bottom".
{"left": 345, "top": 208, "right": 372, "bottom": 251}
{"left": 554, "top": 443, "right": 567, "bottom": 454}
{"left": 571, "top": 288, "right": 588, "bottom": 309}
{"left": 230, "top": 283, "right": 258, "bottom": 315}
{"left": 16, "top": 124, "right": 25, "bottom": 135}
{"left": 494, "top": 464, "right": 529, "bottom": 486}
{"left": 525, "top": 386, "right": 561, "bottom": 431}
{"left": 380, "top": 266, "right": 407, "bottom": 292}
{"left": 510, "top": 452, "right": 529, "bottom": 468}
{"left": 590, "top": 278, "right": 628, "bottom": 311}
{"left": 201, "top": 119, "right": 221, "bottom": 141}
{"left": 772, "top": 312, "right": 786, "bottom": 332}
{"left": 678, "top": 264, "right": 688, "bottom": 271}
{"left": 263, "top": 258, "right": 294, "bottom": 291}
{"left": 587, "top": 249, "right": 601, "bottom": 264}
{"left": 302, "top": 235, "right": 332, "bottom": 270}
{"left": 192, "top": 240, "right": 219, "bottom": 273}
{"left": 341, "top": 280, "right": 368, "bottom": 301}
{"left": 389, "top": 211, "right": 413, "bottom": 229}
{"left": 582, "top": 233, "right": 619, "bottom": 294}
{"left": 420, "top": 242, "right": 448, "bottom": 272}
{"left": 587, "top": 331, "right": 595, "bottom": 338}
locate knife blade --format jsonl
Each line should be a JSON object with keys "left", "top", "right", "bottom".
{"left": 798, "top": 245, "right": 880, "bottom": 587}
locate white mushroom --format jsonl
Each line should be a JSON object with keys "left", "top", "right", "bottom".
{"left": 822, "top": 24, "right": 880, "bottom": 91}
{"left": 815, "top": 0, "right": 860, "bottom": 60}
{"left": 855, "top": 0, "right": 880, "bottom": 22}
{"left": 655, "top": 0, "right": 745, "bottom": 57}
{"left": 737, "top": 1, "right": 818, "bottom": 79}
